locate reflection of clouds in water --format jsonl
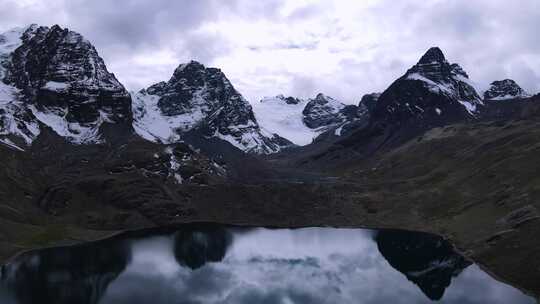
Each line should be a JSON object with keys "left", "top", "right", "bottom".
{"left": 442, "top": 265, "right": 533, "bottom": 304}
{"left": 124, "top": 235, "right": 179, "bottom": 277}
{"left": 226, "top": 228, "right": 376, "bottom": 261}
{"left": 99, "top": 228, "right": 534, "bottom": 304}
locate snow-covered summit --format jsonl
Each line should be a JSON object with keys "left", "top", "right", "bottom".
{"left": 253, "top": 93, "right": 368, "bottom": 145}
{"left": 404, "top": 47, "right": 482, "bottom": 111}
{"left": 484, "top": 79, "right": 531, "bottom": 101}
{"left": 0, "top": 24, "right": 131, "bottom": 149}
{"left": 133, "top": 61, "right": 290, "bottom": 154}
{"left": 371, "top": 47, "right": 484, "bottom": 130}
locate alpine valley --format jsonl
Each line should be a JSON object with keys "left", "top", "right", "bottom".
{"left": 1, "top": 25, "right": 540, "bottom": 299}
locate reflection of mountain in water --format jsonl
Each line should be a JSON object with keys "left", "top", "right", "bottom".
{"left": 375, "top": 230, "right": 471, "bottom": 300}
{"left": 0, "top": 238, "right": 131, "bottom": 304}
{"left": 173, "top": 226, "right": 232, "bottom": 269}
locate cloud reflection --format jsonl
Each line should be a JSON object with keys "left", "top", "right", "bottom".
{"left": 0, "top": 226, "right": 534, "bottom": 304}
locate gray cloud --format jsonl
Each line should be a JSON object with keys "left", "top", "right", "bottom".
{"left": 0, "top": 0, "right": 539, "bottom": 101}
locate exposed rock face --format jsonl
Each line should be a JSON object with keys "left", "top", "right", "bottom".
{"left": 358, "top": 92, "right": 380, "bottom": 114}
{"left": 0, "top": 24, "right": 131, "bottom": 146}
{"left": 372, "top": 47, "right": 483, "bottom": 132}
{"left": 375, "top": 230, "right": 471, "bottom": 301}
{"left": 133, "top": 61, "right": 290, "bottom": 154}
{"left": 484, "top": 79, "right": 530, "bottom": 100}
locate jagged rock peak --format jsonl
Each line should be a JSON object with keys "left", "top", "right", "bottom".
{"left": 402, "top": 47, "right": 482, "bottom": 112}
{"left": 170, "top": 60, "right": 216, "bottom": 82}
{"left": 406, "top": 47, "right": 475, "bottom": 86}
{"left": 368, "top": 47, "right": 484, "bottom": 136}
{"left": 0, "top": 24, "right": 132, "bottom": 148}
{"left": 484, "top": 79, "right": 531, "bottom": 100}
{"left": 4, "top": 24, "right": 127, "bottom": 94}
{"left": 417, "top": 47, "right": 446, "bottom": 65}
{"left": 133, "top": 61, "right": 291, "bottom": 154}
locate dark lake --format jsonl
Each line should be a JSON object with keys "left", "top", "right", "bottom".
{"left": 0, "top": 225, "right": 534, "bottom": 304}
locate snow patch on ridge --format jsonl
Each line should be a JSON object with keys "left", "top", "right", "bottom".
{"left": 28, "top": 105, "right": 107, "bottom": 144}
{"left": 165, "top": 146, "right": 183, "bottom": 184}
{"left": 132, "top": 91, "right": 204, "bottom": 143}
{"left": 457, "top": 100, "right": 477, "bottom": 115}
{"left": 0, "top": 82, "right": 41, "bottom": 145}
{"left": 43, "top": 81, "right": 70, "bottom": 91}
{"left": 0, "top": 138, "right": 25, "bottom": 151}
{"left": 407, "top": 73, "right": 453, "bottom": 95}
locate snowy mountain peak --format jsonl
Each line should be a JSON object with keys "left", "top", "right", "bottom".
{"left": 407, "top": 47, "right": 476, "bottom": 89}
{"left": 5, "top": 24, "right": 127, "bottom": 94}
{"left": 403, "top": 47, "right": 482, "bottom": 113}
{"left": 0, "top": 24, "right": 131, "bottom": 149}
{"left": 484, "top": 79, "right": 531, "bottom": 100}
{"left": 370, "top": 47, "right": 484, "bottom": 133}
{"left": 133, "top": 62, "right": 290, "bottom": 154}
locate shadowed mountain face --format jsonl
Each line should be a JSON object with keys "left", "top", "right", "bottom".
{"left": 375, "top": 230, "right": 472, "bottom": 300}
{"left": 0, "top": 238, "right": 131, "bottom": 304}
{"left": 371, "top": 47, "right": 482, "bottom": 136}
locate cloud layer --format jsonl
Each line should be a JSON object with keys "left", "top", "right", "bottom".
{"left": 0, "top": 0, "right": 539, "bottom": 104}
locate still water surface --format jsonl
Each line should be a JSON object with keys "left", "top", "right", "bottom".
{"left": 0, "top": 225, "right": 534, "bottom": 304}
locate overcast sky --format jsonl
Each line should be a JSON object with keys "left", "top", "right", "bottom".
{"left": 1, "top": 0, "right": 539, "bottom": 104}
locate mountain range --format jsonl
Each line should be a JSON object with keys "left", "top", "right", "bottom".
{"left": 1, "top": 24, "right": 539, "bottom": 298}
{"left": 1, "top": 25, "right": 536, "bottom": 156}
